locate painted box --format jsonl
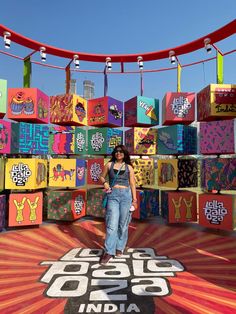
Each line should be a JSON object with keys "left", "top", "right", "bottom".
{"left": 158, "top": 124, "right": 197, "bottom": 155}
{"left": 87, "top": 158, "right": 104, "bottom": 185}
{"left": 197, "top": 84, "right": 236, "bottom": 121}
{"left": 161, "top": 190, "right": 197, "bottom": 223}
{"left": 132, "top": 189, "right": 159, "bottom": 220}
{"left": 18, "top": 122, "right": 49, "bottom": 155}
{"left": 47, "top": 189, "right": 86, "bottom": 221}
{"left": 201, "top": 158, "right": 236, "bottom": 191}
{"left": 50, "top": 94, "right": 87, "bottom": 126}
{"left": 132, "top": 158, "right": 154, "bottom": 186}
{"left": 49, "top": 158, "right": 86, "bottom": 188}
{"left": 199, "top": 193, "right": 236, "bottom": 231}
{"left": 158, "top": 159, "right": 198, "bottom": 188}
{"left": 162, "top": 92, "right": 195, "bottom": 125}
{"left": 199, "top": 119, "right": 236, "bottom": 154}
{"left": 88, "top": 96, "right": 123, "bottom": 127}
{"left": 125, "top": 127, "right": 157, "bottom": 155}
{"left": 0, "top": 158, "right": 5, "bottom": 191}
{"left": 8, "top": 88, "right": 49, "bottom": 123}
{"left": 124, "top": 96, "right": 159, "bottom": 127}
{"left": 0, "top": 119, "right": 19, "bottom": 154}
{"left": 49, "top": 125, "right": 75, "bottom": 154}
{"left": 86, "top": 188, "right": 105, "bottom": 218}
{"left": 0, "top": 79, "right": 7, "bottom": 118}
{"left": 74, "top": 128, "right": 87, "bottom": 155}
{"left": 8, "top": 191, "right": 43, "bottom": 227}
{"left": 0, "top": 195, "right": 6, "bottom": 231}
{"left": 5, "top": 158, "right": 47, "bottom": 190}
{"left": 87, "top": 128, "right": 123, "bottom": 155}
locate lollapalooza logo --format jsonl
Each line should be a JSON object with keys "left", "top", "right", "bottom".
{"left": 39, "top": 247, "right": 184, "bottom": 313}
{"left": 74, "top": 195, "right": 84, "bottom": 215}
{"left": 204, "top": 200, "right": 228, "bottom": 225}
{"left": 170, "top": 96, "right": 191, "bottom": 117}
{"left": 91, "top": 132, "right": 104, "bottom": 152}
{"left": 76, "top": 132, "right": 86, "bottom": 152}
{"left": 10, "top": 163, "right": 32, "bottom": 186}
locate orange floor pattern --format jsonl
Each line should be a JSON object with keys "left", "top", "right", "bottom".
{"left": 0, "top": 219, "right": 236, "bottom": 314}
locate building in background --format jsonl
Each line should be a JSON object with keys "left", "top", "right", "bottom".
{"left": 65, "top": 79, "right": 77, "bottom": 94}
{"left": 83, "top": 80, "right": 95, "bottom": 100}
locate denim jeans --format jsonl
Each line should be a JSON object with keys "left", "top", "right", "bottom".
{"left": 105, "top": 187, "right": 132, "bottom": 256}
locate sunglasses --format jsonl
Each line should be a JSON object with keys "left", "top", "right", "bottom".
{"left": 114, "top": 149, "right": 124, "bottom": 153}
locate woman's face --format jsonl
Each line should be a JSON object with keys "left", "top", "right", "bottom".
{"left": 114, "top": 147, "right": 124, "bottom": 161}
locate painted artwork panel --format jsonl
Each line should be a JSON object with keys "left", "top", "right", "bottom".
{"left": 0, "top": 79, "right": 7, "bottom": 118}
{"left": 76, "top": 159, "right": 86, "bottom": 187}
{"left": 87, "top": 158, "right": 104, "bottom": 185}
{"left": 49, "top": 125, "right": 75, "bottom": 154}
{"left": 49, "top": 159, "right": 76, "bottom": 188}
{"left": 132, "top": 158, "right": 154, "bottom": 186}
{"left": 158, "top": 159, "right": 178, "bottom": 188}
{"left": 8, "top": 192, "right": 43, "bottom": 226}
{"left": 0, "top": 194, "right": 6, "bottom": 231}
{"left": 86, "top": 188, "right": 105, "bottom": 218}
{"left": 137, "top": 96, "right": 159, "bottom": 126}
{"left": 74, "top": 128, "right": 87, "bottom": 154}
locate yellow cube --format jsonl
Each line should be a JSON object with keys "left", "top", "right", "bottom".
{"left": 158, "top": 159, "right": 178, "bottom": 188}
{"left": 132, "top": 158, "right": 154, "bottom": 186}
{"left": 49, "top": 158, "right": 77, "bottom": 188}
{"left": 5, "top": 158, "right": 47, "bottom": 190}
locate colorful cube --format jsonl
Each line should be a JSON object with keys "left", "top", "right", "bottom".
{"left": 161, "top": 190, "right": 197, "bottom": 223}
{"left": 197, "top": 84, "right": 236, "bottom": 121}
{"left": 201, "top": 158, "right": 236, "bottom": 191}
{"left": 0, "top": 158, "right": 5, "bottom": 191}
{"left": 88, "top": 96, "right": 123, "bottom": 127}
{"left": 199, "top": 119, "right": 236, "bottom": 154}
{"left": 0, "top": 119, "right": 19, "bottom": 154}
{"left": 8, "top": 88, "right": 49, "bottom": 123}
{"left": 49, "top": 158, "right": 86, "bottom": 188}
{"left": 158, "top": 124, "right": 197, "bottom": 155}
{"left": 87, "top": 158, "right": 104, "bottom": 185}
{"left": 199, "top": 193, "right": 236, "bottom": 230}
{"left": 125, "top": 127, "right": 157, "bottom": 155}
{"left": 132, "top": 158, "right": 154, "bottom": 186}
{"left": 49, "top": 125, "right": 75, "bottom": 154}
{"left": 124, "top": 96, "right": 159, "bottom": 127}
{"left": 162, "top": 92, "right": 195, "bottom": 125}
{"left": 132, "top": 189, "right": 159, "bottom": 220}
{"left": 158, "top": 159, "right": 178, "bottom": 188}
{"left": 0, "top": 79, "right": 7, "bottom": 118}
{"left": 18, "top": 122, "right": 49, "bottom": 154}
{"left": 50, "top": 94, "right": 87, "bottom": 126}
{"left": 74, "top": 128, "right": 87, "bottom": 154}
{"left": 158, "top": 159, "right": 198, "bottom": 188}
{"left": 5, "top": 158, "right": 47, "bottom": 190}
{"left": 47, "top": 189, "right": 86, "bottom": 221}
{"left": 88, "top": 128, "right": 123, "bottom": 155}
{"left": 0, "top": 195, "right": 6, "bottom": 231}
{"left": 86, "top": 188, "right": 105, "bottom": 218}
{"left": 8, "top": 192, "right": 43, "bottom": 227}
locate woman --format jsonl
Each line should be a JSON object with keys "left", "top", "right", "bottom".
{"left": 99, "top": 144, "right": 137, "bottom": 265}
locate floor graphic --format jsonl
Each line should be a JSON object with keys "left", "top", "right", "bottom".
{"left": 0, "top": 220, "right": 236, "bottom": 314}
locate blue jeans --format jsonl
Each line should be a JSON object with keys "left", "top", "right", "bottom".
{"left": 105, "top": 187, "right": 132, "bottom": 256}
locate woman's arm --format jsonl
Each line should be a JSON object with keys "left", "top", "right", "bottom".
{"left": 128, "top": 165, "right": 138, "bottom": 209}
{"left": 100, "top": 162, "right": 111, "bottom": 190}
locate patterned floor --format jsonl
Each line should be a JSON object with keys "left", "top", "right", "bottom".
{"left": 0, "top": 219, "right": 236, "bottom": 314}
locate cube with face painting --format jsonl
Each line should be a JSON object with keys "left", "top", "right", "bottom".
{"left": 125, "top": 127, "right": 157, "bottom": 155}
{"left": 8, "top": 191, "right": 43, "bottom": 227}
{"left": 87, "top": 96, "right": 123, "bottom": 127}
{"left": 124, "top": 96, "right": 159, "bottom": 127}
{"left": 47, "top": 189, "right": 86, "bottom": 221}
{"left": 50, "top": 94, "right": 87, "bottom": 126}
{"left": 0, "top": 79, "right": 7, "bottom": 118}
{"left": 87, "top": 127, "right": 123, "bottom": 155}
{"left": 8, "top": 88, "right": 49, "bottom": 123}
{"left": 5, "top": 158, "right": 47, "bottom": 190}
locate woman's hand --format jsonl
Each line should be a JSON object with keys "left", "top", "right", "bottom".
{"left": 132, "top": 200, "right": 138, "bottom": 210}
{"left": 104, "top": 182, "right": 110, "bottom": 191}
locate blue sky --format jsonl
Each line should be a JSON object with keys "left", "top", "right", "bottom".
{"left": 0, "top": 0, "right": 235, "bottom": 102}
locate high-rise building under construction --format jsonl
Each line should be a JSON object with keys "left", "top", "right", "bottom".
{"left": 83, "top": 80, "right": 95, "bottom": 100}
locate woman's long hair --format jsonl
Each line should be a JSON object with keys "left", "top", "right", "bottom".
{"left": 110, "top": 144, "right": 133, "bottom": 166}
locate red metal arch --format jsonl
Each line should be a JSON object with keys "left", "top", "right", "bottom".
{"left": 0, "top": 20, "right": 235, "bottom": 63}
